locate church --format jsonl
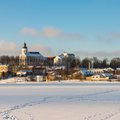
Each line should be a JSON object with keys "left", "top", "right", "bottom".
{"left": 19, "top": 43, "right": 45, "bottom": 66}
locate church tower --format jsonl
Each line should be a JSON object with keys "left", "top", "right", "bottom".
{"left": 21, "top": 42, "right": 28, "bottom": 55}
{"left": 19, "top": 43, "right": 28, "bottom": 66}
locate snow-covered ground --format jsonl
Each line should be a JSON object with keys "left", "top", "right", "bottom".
{"left": 0, "top": 81, "right": 120, "bottom": 120}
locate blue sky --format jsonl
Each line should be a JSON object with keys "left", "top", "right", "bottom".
{"left": 0, "top": 0, "right": 120, "bottom": 59}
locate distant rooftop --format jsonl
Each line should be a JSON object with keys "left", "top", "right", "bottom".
{"left": 27, "top": 52, "right": 44, "bottom": 59}
{"left": 29, "top": 52, "right": 40, "bottom": 54}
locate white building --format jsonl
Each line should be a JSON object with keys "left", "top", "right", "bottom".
{"left": 54, "top": 52, "right": 75, "bottom": 66}
{"left": 19, "top": 43, "right": 44, "bottom": 66}
{"left": 91, "top": 74, "right": 109, "bottom": 81}
{"left": 54, "top": 56, "right": 62, "bottom": 66}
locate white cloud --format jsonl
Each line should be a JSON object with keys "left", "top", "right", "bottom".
{"left": 19, "top": 27, "right": 82, "bottom": 40}
{"left": 107, "top": 32, "right": 120, "bottom": 41}
{"left": 0, "top": 40, "right": 54, "bottom": 56}
{"left": 20, "top": 27, "right": 38, "bottom": 36}
{"left": 0, "top": 40, "right": 17, "bottom": 55}
{"left": 41, "top": 27, "right": 63, "bottom": 38}
{"left": 96, "top": 32, "right": 120, "bottom": 42}
{"left": 75, "top": 50, "right": 120, "bottom": 59}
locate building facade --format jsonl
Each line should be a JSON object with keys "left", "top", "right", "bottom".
{"left": 19, "top": 43, "right": 45, "bottom": 66}
{"left": 54, "top": 52, "right": 75, "bottom": 66}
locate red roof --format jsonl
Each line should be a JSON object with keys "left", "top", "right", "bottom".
{"left": 47, "top": 56, "right": 55, "bottom": 60}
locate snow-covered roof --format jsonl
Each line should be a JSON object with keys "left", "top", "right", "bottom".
{"left": 27, "top": 52, "right": 44, "bottom": 58}
{"left": 59, "top": 52, "right": 75, "bottom": 59}
{"left": 54, "top": 56, "right": 62, "bottom": 59}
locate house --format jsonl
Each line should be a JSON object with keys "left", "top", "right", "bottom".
{"left": 90, "top": 69, "right": 104, "bottom": 74}
{"left": 86, "top": 74, "right": 109, "bottom": 81}
{"left": 92, "top": 74, "right": 109, "bottom": 81}
{"left": 54, "top": 52, "right": 75, "bottom": 66}
{"left": 46, "top": 56, "right": 55, "bottom": 66}
{"left": 54, "top": 56, "right": 62, "bottom": 66}
{"left": 0, "top": 65, "right": 9, "bottom": 78}
{"left": 80, "top": 68, "right": 94, "bottom": 76}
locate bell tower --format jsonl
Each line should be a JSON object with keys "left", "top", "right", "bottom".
{"left": 19, "top": 42, "right": 28, "bottom": 66}
{"left": 22, "top": 42, "right": 28, "bottom": 55}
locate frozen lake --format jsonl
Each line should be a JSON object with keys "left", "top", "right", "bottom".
{"left": 0, "top": 82, "right": 120, "bottom": 120}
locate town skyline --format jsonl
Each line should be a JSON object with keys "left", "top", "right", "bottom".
{"left": 0, "top": 0, "right": 120, "bottom": 59}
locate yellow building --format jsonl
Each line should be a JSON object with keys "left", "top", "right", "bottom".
{"left": 0, "top": 65, "right": 8, "bottom": 77}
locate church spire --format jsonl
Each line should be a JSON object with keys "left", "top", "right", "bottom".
{"left": 23, "top": 42, "right": 27, "bottom": 49}
{"left": 21, "top": 42, "right": 28, "bottom": 55}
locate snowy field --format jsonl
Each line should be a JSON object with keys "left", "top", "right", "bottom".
{"left": 0, "top": 82, "right": 120, "bottom": 120}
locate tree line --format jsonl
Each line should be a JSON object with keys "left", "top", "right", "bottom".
{"left": 0, "top": 55, "right": 120, "bottom": 69}
{"left": 62, "top": 57, "right": 120, "bottom": 69}
{"left": 80, "top": 57, "right": 120, "bottom": 69}
{"left": 0, "top": 56, "right": 19, "bottom": 65}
